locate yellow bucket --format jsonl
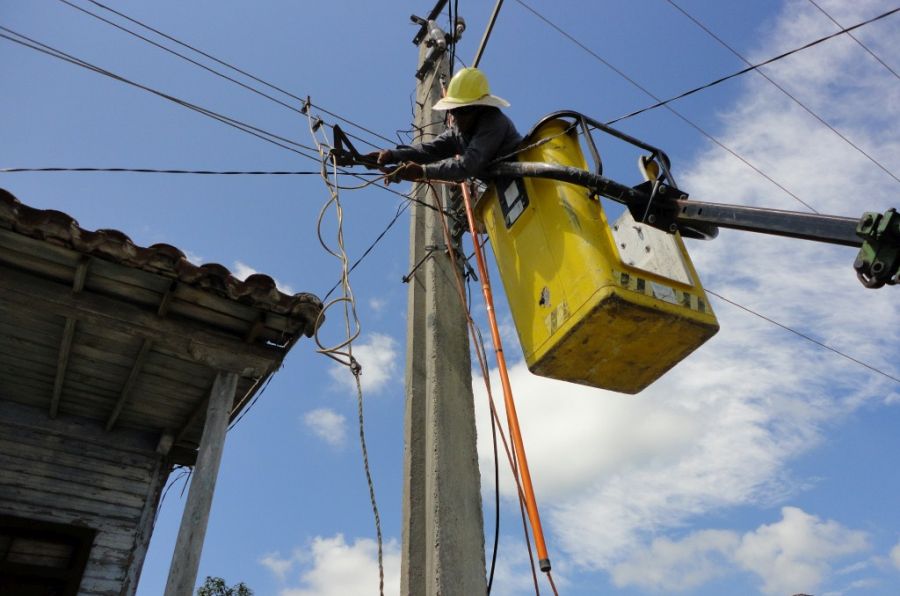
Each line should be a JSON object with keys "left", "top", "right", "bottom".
{"left": 475, "top": 119, "right": 718, "bottom": 393}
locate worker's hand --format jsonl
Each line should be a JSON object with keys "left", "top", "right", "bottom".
{"left": 362, "top": 150, "right": 393, "bottom": 169}
{"left": 384, "top": 162, "right": 425, "bottom": 185}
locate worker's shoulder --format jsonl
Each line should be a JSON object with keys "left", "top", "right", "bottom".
{"left": 478, "top": 107, "right": 518, "bottom": 131}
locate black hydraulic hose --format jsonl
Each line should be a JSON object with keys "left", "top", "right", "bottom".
{"left": 487, "top": 161, "right": 645, "bottom": 206}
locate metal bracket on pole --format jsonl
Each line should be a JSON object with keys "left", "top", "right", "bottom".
{"left": 411, "top": 17, "right": 449, "bottom": 79}
{"left": 402, "top": 244, "right": 445, "bottom": 283}
{"left": 411, "top": 0, "right": 449, "bottom": 45}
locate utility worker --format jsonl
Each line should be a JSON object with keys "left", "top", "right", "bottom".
{"left": 366, "top": 68, "right": 522, "bottom": 182}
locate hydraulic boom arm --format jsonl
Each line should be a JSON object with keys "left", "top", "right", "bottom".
{"left": 487, "top": 160, "right": 899, "bottom": 289}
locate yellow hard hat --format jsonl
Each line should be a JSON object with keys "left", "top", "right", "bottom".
{"left": 432, "top": 67, "right": 510, "bottom": 111}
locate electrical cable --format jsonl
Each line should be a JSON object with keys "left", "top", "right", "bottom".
{"left": 603, "top": 5, "right": 900, "bottom": 126}
{"left": 513, "top": 0, "right": 827, "bottom": 214}
{"left": 80, "top": 0, "right": 396, "bottom": 146}
{"left": 806, "top": 0, "right": 900, "bottom": 80}
{"left": 511, "top": 1, "right": 894, "bottom": 214}
{"left": 0, "top": 26, "right": 432, "bottom": 213}
{"left": 707, "top": 289, "right": 900, "bottom": 385}
{"left": 457, "top": 180, "right": 555, "bottom": 590}
{"left": 0, "top": 167, "right": 376, "bottom": 175}
{"left": 227, "top": 373, "right": 276, "bottom": 432}
{"left": 448, "top": 0, "right": 458, "bottom": 74}
{"left": 473, "top": 0, "right": 505, "bottom": 68}
{"left": 154, "top": 465, "right": 191, "bottom": 528}
{"left": 57, "top": 0, "right": 295, "bottom": 113}
{"left": 321, "top": 200, "right": 409, "bottom": 302}
{"left": 0, "top": 27, "right": 320, "bottom": 157}
{"left": 665, "top": 0, "right": 900, "bottom": 187}
{"left": 426, "top": 183, "right": 539, "bottom": 594}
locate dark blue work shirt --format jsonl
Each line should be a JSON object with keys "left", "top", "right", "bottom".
{"left": 390, "top": 107, "right": 522, "bottom": 181}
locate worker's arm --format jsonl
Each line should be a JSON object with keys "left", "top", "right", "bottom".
{"left": 364, "top": 129, "right": 461, "bottom": 167}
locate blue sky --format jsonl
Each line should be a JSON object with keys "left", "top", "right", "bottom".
{"left": 2, "top": 1, "right": 900, "bottom": 594}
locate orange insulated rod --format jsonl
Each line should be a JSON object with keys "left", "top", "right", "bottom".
{"left": 459, "top": 181, "right": 552, "bottom": 573}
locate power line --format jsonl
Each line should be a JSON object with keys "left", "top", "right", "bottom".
{"left": 77, "top": 0, "right": 396, "bottom": 147}
{"left": 473, "top": 0, "right": 505, "bottom": 68}
{"left": 57, "top": 0, "right": 380, "bottom": 152}
{"left": 605, "top": 5, "right": 900, "bottom": 125}
{"left": 322, "top": 200, "right": 410, "bottom": 301}
{"left": 0, "top": 167, "right": 369, "bottom": 175}
{"left": 806, "top": 0, "right": 900, "bottom": 80}
{"left": 509, "top": 1, "right": 900, "bottom": 384}
{"left": 707, "top": 289, "right": 900, "bottom": 385}
{"left": 57, "top": 0, "right": 299, "bottom": 113}
{"left": 0, "top": 26, "right": 320, "bottom": 158}
{"left": 513, "top": 0, "right": 822, "bottom": 214}
{"left": 665, "top": 0, "right": 900, "bottom": 187}
{"left": 0, "top": 26, "right": 418, "bottom": 206}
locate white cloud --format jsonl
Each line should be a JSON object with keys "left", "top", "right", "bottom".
{"left": 259, "top": 551, "right": 293, "bottom": 581}
{"left": 368, "top": 296, "right": 387, "bottom": 313}
{"left": 734, "top": 507, "right": 868, "bottom": 595}
{"left": 233, "top": 260, "right": 295, "bottom": 294}
{"left": 303, "top": 408, "right": 347, "bottom": 448}
{"left": 890, "top": 541, "right": 900, "bottom": 570}
{"left": 329, "top": 332, "right": 399, "bottom": 394}
{"left": 608, "top": 508, "right": 867, "bottom": 594}
{"left": 259, "top": 534, "right": 400, "bottom": 596}
{"left": 183, "top": 249, "right": 203, "bottom": 264}
{"left": 611, "top": 529, "right": 738, "bottom": 591}
{"left": 471, "top": 1, "right": 899, "bottom": 587}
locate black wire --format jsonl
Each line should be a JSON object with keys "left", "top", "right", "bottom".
{"left": 473, "top": 0, "right": 505, "bottom": 69}
{"left": 665, "top": 0, "right": 900, "bottom": 187}
{"left": 3, "top": 24, "right": 450, "bottom": 280}
{"left": 0, "top": 26, "right": 416, "bottom": 203}
{"left": 80, "top": 0, "right": 396, "bottom": 147}
{"left": 322, "top": 200, "right": 410, "bottom": 302}
{"left": 58, "top": 0, "right": 297, "bottom": 113}
{"left": 806, "top": 0, "right": 900, "bottom": 80}
{"left": 227, "top": 373, "right": 276, "bottom": 432}
{"left": 0, "top": 167, "right": 382, "bottom": 175}
{"left": 154, "top": 466, "right": 191, "bottom": 527}
{"left": 513, "top": 0, "right": 822, "bottom": 214}
{"left": 448, "top": 0, "right": 460, "bottom": 73}
{"left": 609, "top": 5, "right": 900, "bottom": 126}
{"left": 707, "top": 289, "right": 900, "bottom": 385}
{"left": 0, "top": 28, "right": 320, "bottom": 156}
{"left": 448, "top": 1, "right": 454, "bottom": 70}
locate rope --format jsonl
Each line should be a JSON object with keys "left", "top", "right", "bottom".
{"left": 306, "top": 110, "right": 384, "bottom": 596}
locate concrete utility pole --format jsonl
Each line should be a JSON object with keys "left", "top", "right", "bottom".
{"left": 401, "top": 4, "right": 488, "bottom": 595}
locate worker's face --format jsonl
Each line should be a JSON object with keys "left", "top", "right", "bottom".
{"left": 450, "top": 106, "right": 482, "bottom": 135}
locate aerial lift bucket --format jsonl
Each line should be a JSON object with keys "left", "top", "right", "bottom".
{"left": 475, "top": 118, "right": 719, "bottom": 393}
